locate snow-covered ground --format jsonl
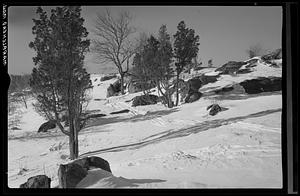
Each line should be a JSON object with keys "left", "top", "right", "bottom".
{"left": 8, "top": 59, "right": 282, "bottom": 188}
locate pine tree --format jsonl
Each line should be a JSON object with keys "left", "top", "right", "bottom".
{"left": 173, "top": 21, "right": 200, "bottom": 106}
{"left": 156, "top": 25, "right": 174, "bottom": 108}
{"left": 29, "top": 6, "right": 91, "bottom": 160}
{"left": 131, "top": 35, "right": 159, "bottom": 95}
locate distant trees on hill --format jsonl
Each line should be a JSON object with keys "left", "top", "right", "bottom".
{"left": 130, "top": 21, "right": 200, "bottom": 108}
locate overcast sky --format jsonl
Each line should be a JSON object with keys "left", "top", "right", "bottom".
{"left": 8, "top": 6, "right": 282, "bottom": 75}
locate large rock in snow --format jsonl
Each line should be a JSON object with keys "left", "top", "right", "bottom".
{"left": 20, "top": 175, "right": 51, "bottom": 188}
{"left": 106, "top": 79, "right": 121, "bottom": 98}
{"left": 38, "top": 121, "right": 56, "bottom": 133}
{"left": 100, "top": 74, "right": 117, "bottom": 81}
{"left": 58, "top": 156, "right": 111, "bottom": 188}
{"left": 185, "top": 91, "right": 203, "bottom": 103}
{"left": 207, "top": 104, "right": 228, "bottom": 116}
{"left": 239, "top": 77, "right": 281, "bottom": 94}
{"left": 187, "top": 77, "right": 202, "bottom": 93}
{"left": 132, "top": 94, "right": 158, "bottom": 107}
{"left": 215, "top": 61, "right": 247, "bottom": 74}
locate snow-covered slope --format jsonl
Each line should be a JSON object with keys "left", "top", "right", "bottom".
{"left": 8, "top": 57, "right": 282, "bottom": 188}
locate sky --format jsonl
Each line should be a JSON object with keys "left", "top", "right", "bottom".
{"left": 8, "top": 6, "right": 282, "bottom": 75}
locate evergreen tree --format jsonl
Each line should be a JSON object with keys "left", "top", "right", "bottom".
{"left": 173, "top": 21, "right": 200, "bottom": 106}
{"left": 156, "top": 25, "right": 174, "bottom": 108}
{"left": 29, "top": 6, "right": 91, "bottom": 160}
{"left": 131, "top": 35, "right": 159, "bottom": 95}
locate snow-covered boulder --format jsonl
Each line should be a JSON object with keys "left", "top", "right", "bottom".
{"left": 20, "top": 175, "right": 51, "bottom": 188}
{"left": 58, "top": 156, "right": 112, "bottom": 188}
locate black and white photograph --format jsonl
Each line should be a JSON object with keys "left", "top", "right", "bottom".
{"left": 5, "top": 4, "right": 293, "bottom": 190}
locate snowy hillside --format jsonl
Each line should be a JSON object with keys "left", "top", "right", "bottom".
{"left": 8, "top": 57, "right": 282, "bottom": 188}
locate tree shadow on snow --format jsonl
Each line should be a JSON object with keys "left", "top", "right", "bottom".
{"left": 79, "top": 108, "right": 281, "bottom": 158}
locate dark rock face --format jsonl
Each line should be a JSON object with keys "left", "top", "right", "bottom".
{"left": 132, "top": 94, "right": 158, "bottom": 107}
{"left": 185, "top": 92, "right": 203, "bottom": 103}
{"left": 58, "top": 163, "right": 88, "bottom": 188}
{"left": 20, "top": 175, "right": 51, "bottom": 188}
{"left": 100, "top": 74, "right": 117, "bottom": 81}
{"left": 38, "top": 121, "right": 56, "bottom": 133}
{"left": 58, "top": 156, "right": 111, "bottom": 188}
{"left": 215, "top": 61, "right": 247, "bottom": 74}
{"left": 106, "top": 79, "right": 121, "bottom": 98}
{"left": 239, "top": 77, "right": 281, "bottom": 94}
{"left": 207, "top": 104, "right": 225, "bottom": 116}
{"left": 187, "top": 78, "right": 202, "bottom": 92}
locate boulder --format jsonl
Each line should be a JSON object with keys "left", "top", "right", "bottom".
{"left": 20, "top": 175, "right": 51, "bottom": 188}
{"left": 206, "top": 104, "right": 227, "bottom": 116}
{"left": 58, "top": 162, "right": 88, "bottom": 188}
{"left": 215, "top": 61, "right": 247, "bottom": 74}
{"left": 239, "top": 77, "right": 281, "bottom": 94}
{"left": 187, "top": 78, "right": 202, "bottom": 93}
{"left": 38, "top": 121, "right": 56, "bottom": 133}
{"left": 58, "top": 156, "right": 111, "bottom": 188}
{"left": 106, "top": 79, "right": 122, "bottom": 98}
{"left": 132, "top": 94, "right": 158, "bottom": 107}
{"left": 100, "top": 74, "right": 117, "bottom": 81}
{"left": 185, "top": 92, "right": 203, "bottom": 103}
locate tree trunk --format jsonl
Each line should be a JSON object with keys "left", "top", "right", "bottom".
{"left": 68, "top": 110, "right": 78, "bottom": 160}
{"left": 120, "top": 73, "right": 125, "bottom": 95}
{"left": 175, "top": 73, "right": 180, "bottom": 106}
{"left": 73, "top": 118, "right": 79, "bottom": 159}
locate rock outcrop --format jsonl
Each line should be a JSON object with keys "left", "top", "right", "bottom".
{"left": 239, "top": 77, "right": 281, "bottom": 94}
{"left": 20, "top": 175, "right": 51, "bottom": 188}
{"left": 215, "top": 61, "right": 247, "bottom": 74}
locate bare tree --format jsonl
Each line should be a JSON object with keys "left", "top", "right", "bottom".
{"left": 91, "top": 9, "right": 136, "bottom": 94}
{"left": 246, "top": 43, "right": 265, "bottom": 58}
